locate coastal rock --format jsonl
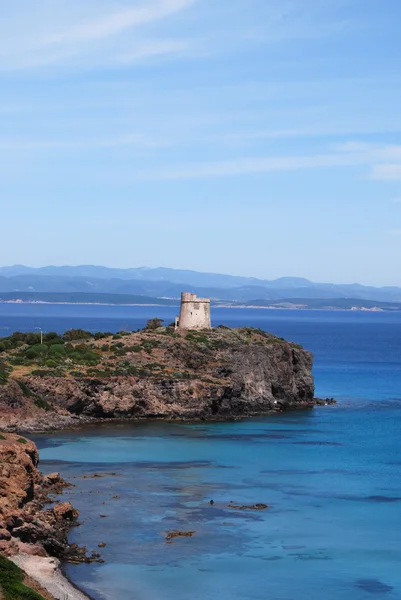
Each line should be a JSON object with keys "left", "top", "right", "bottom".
{"left": 0, "top": 327, "right": 318, "bottom": 431}
{"left": 314, "top": 398, "right": 336, "bottom": 406}
{"left": 0, "top": 528, "right": 11, "bottom": 541}
{"left": 0, "top": 433, "right": 81, "bottom": 560}
{"left": 226, "top": 503, "right": 269, "bottom": 510}
{"left": 17, "top": 541, "right": 47, "bottom": 557}
{"left": 166, "top": 530, "right": 195, "bottom": 541}
{"left": 44, "top": 472, "right": 70, "bottom": 493}
{"left": 52, "top": 502, "right": 79, "bottom": 521}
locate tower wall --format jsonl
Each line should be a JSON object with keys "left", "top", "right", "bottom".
{"left": 178, "top": 292, "right": 211, "bottom": 330}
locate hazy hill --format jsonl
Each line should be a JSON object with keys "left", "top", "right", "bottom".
{"left": 0, "top": 265, "right": 401, "bottom": 303}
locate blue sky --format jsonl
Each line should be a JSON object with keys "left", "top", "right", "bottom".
{"left": 1, "top": 0, "right": 400, "bottom": 285}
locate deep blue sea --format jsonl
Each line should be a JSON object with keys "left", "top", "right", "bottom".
{"left": 1, "top": 304, "right": 400, "bottom": 600}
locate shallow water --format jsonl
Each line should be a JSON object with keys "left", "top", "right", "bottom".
{"left": 35, "top": 405, "right": 401, "bottom": 600}
{"left": 2, "top": 305, "right": 400, "bottom": 599}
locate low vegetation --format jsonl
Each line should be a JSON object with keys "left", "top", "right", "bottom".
{"left": 0, "top": 555, "right": 46, "bottom": 600}
{"left": 0, "top": 325, "right": 302, "bottom": 384}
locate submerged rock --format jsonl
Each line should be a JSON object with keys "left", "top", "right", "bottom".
{"left": 226, "top": 503, "right": 269, "bottom": 511}
{"left": 165, "top": 531, "right": 196, "bottom": 541}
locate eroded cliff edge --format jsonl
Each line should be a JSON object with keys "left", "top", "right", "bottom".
{"left": 0, "top": 326, "right": 319, "bottom": 432}
{"left": 0, "top": 433, "right": 80, "bottom": 561}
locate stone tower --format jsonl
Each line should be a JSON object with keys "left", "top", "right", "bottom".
{"left": 176, "top": 292, "right": 211, "bottom": 330}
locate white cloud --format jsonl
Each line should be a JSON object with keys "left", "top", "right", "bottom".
{"left": 371, "top": 165, "right": 401, "bottom": 181}
{"left": 0, "top": 133, "right": 167, "bottom": 151}
{"left": 137, "top": 142, "right": 401, "bottom": 180}
{"left": 117, "top": 39, "right": 190, "bottom": 64}
{"left": 0, "top": 0, "right": 369, "bottom": 71}
{"left": 0, "top": 0, "right": 196, "bottom": 70}
{"left": 43, "top": 0, "right": 195, "bottom": 45}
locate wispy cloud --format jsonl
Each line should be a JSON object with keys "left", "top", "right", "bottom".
{"left": 137, "top": 142, "right": 401, "bottom": 180}
{"left": 0, "top": 0, "right": 196, "bottom": 70}
{"left": 371, "top": 165, "right": 401, "bottom": 181}
{"left": 117, "top": 39, "right": 191, "bottom": 64}
{"left": 43, "top": 0, "right": 195, "bottom": 45}
{"left": 0, "top": 0, "right": 368, "bottom": 71}
{"left": 0, "top": 134, "right": 167, "bottom": 151}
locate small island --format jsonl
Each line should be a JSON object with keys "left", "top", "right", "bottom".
{"left": 0, "top": 320, "right": 324, "bottom": 433}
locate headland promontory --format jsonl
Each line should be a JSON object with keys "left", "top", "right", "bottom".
{"left": 0, "top": 324, "right": 326, "bottom": 433}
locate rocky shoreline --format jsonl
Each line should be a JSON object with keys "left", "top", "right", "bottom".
{"left": 11, "top": 554, "right": 91, "bottom": 600}
{"left": 0, "top": 326, "right": 329, "bottom": 433}
{"left": 0, "top": 433, "right": 92, "bottom": 562}
{"left": 0, "top": 326, "right": 336, "bottom": 597}
{"left": 0, "top": 433, "right": 96, "bottom": 598}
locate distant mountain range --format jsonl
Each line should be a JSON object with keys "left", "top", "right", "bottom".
{"left": 0, "top": 265, "right": 401, "bottom": 305}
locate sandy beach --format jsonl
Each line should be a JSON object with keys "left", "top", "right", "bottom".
{"left": 11, "top": 554, "right": 90, "bottom": 600}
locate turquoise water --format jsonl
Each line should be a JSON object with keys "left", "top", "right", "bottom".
{"left": 37, "top": 409, "right": 401, "bottom": 600}
{"left": 1, "top": 305, "right": 400, "bottom": 599}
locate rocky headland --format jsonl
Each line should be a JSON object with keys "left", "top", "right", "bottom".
{"left": 0, "top": 325, "right": 331, "bottom": 433}
{"left": 0, "top": 325, "right": 334, "bottom": 597}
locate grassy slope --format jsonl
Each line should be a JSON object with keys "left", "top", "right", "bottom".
{"left": 0, "top": 556, "right": 46, "bottom": 600}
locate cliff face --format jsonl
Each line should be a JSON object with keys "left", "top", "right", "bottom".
{"left": 0, "top": 327, "right": 315, "bottom": 431}
{"left": 0, "top": 433, "right": 79, "bottom": 559}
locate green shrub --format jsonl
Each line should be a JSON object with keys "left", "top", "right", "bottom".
{"left": 16, "top": 381, "right": 34, "bottom": 397}
{"left": 144, "top": 318, "right": 164, "bottom": 331}
{"left": 0, "top": 361, "right": 11, "bottom": 385}
{"left": 43, "top": 331, "right": 62, "bottom": 343}
{"left": 9, "top": 357, "right": 26, "bottom": 366}
{"left": 43, "top": 359, "right": 58, "bottom": 368}
{"left": 48, "top": 344, "right": 66, "bottom": 355}
{"left": 24, "top": 333, "right": 41, "bottom": 346}
{"left": 25, "top": 344, "right": 47, "bottom": 360}
{"left": 112, "top": 334, "right": 122, "bottom": 340}
{"left": 171, "top": 371, "right": 196, "bottom": 380}
{"left": 17, "top": 438, "right": 27, "bottom": 444}
{"left": 100, "top": 344, "right": 110, "bottom": 351}
{"left": 186, "top": 333, "right": 210, "bottom": 345}
{"left": 63, "top": 329, "right": 92, "bottom": 342}
{"left": 0, "top": 555, "right": 46, "bottom": 600}
{"left": 31, "top": 369, "right": 60, "bottom": 378}
{"left": 34, "top": 396, "right": 52, "bottom": 411}
{"left": 164, "top": 329, "right": 180, "bottom": 338}
{"left": 86, "top": 369, "right": 112, "bottom": 378}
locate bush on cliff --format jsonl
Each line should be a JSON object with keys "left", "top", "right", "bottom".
{"left": 63, "top": 328, "right": 93, "bottom": 342}
{"left": 0, "top": 555, "right": 46, "bottom": 600}
{"left": 145, "top": 318, "right": 164, "bottom": 330}
{"left": 11, "top": 341, "right": 101, "bottom": 369}
{"left": 0, "top": 361, "right": 11, "bottom": 385}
